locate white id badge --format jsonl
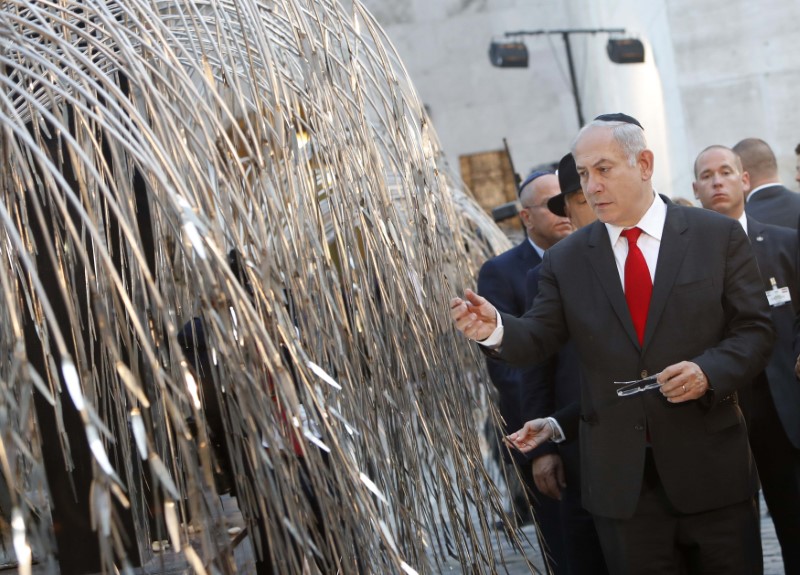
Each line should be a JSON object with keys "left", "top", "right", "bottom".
{"left": 766, "top": 277, "right": 792, "bottom": 307}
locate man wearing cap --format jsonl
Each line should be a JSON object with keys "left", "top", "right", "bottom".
{"left": 451, "top": 114, "right": 773, "bottom": 574}
{"left": 520, "top": 152, "right": 607, "bottom": 575}
{"left": 693, "top": 144, "right": 800, "bottom": 573}
{"left": 543, "top": 153, "right": 597, "bottom": 231}
{"left": 477, "top": 170, "right": 572, "bottom": 570}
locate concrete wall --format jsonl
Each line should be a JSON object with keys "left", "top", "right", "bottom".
{"left": 361, "top": 0, "right": 580, "bottom": 177}
{"left": 361, "top": 0, "right": 800, "bottom": 199}
{"left": 667, "top": 0, "right": 800, "bottom": 192}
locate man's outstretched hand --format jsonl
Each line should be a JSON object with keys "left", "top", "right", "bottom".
{"left": 449, "top": 289, "right": 498, "bottom": 342}
{"left": 505, "top": 419, "right": 554, "bottom": 453}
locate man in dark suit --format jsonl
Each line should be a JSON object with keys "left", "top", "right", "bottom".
{"left": 478, "top": 170, "right": 572, "bottom": 571}
{"left": 451, "top": 114, "right": 774, "bottom": 574}
{"left": 733, "top": 137, "right": 800, "bottom": 229}
{"left": 521, "top": 153, "right": 608, "bottom": 575}
{"left": 693, "top": 144, "right": 800, "bottom": 573}
{"left": 795, "top": 142, "right": 800, "bottom": 190}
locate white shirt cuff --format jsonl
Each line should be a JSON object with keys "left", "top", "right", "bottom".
{"left": 546, "top": 417, "right": 566, "bottom": 443}
{"left": 476, "top": 309, "right": 504, "bottom": 348}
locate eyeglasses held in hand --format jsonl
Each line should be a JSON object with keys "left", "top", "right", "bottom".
{"left": 615, "top": 373, "right": 661, "bottom": 397}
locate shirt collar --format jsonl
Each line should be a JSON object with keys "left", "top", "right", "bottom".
{"left": 737, "top": 211, "right": 748, "bottom": 234}
{"left": 527, "top": 237, "right": 546, "bottom": 259}
{"left": 605, "top": 192, "right": 667, "bottom": 245}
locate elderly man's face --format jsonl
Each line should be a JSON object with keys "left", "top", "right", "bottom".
{"left": 574, "top": 126, "right": 654, "bottom": 227}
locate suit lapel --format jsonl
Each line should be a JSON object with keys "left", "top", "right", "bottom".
{"left": 747, "top": 217, "right": 771, "bottom": 287}
{"left": 642, "top": 206, "right": 690, "bottom": 351}
{"left": 586, "top": 221, "right": 641, "bottom": 347}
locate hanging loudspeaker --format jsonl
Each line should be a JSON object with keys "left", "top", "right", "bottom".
{"left": 607, "top": 39, "right": 645, "bottom": 64}
{"left": 488, "top": 41, "right": 529, "bottom": 68}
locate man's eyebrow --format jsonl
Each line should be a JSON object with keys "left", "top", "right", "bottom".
{"left": 576, "top": 158, "right": 613, "bottom": 171}
{"left": 591, "top": 157, "right": 613, "bottom": 168}
{"left": 699, "top": 163, "right": 735, "bottom": 176}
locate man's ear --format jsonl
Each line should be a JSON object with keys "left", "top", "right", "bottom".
{"left": 518, "top": 205, "right": 531, "bottom": 228}
{"left": 638, "top": 149, "right": 655, "bottom": 180}
{"left": 692, "top": 181, "right": 699, "bottom": 199}
{"left": 741, "top": 170, "right": 751, "bottom": 193}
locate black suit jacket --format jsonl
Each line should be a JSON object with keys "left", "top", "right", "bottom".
{"left": 745, "top": 184, "right": 800, "bottom": 229}
{"left": 493, "top": 203, "right": 774, "bottom": 519}
{"left": 477, "top": 239, "right": 544, "bottom": 457}
{"left": 523, "top": 264, "right": 582, "bottom": 443}
{"left": 747, "top": 217, "right": 800, "bottom": 449}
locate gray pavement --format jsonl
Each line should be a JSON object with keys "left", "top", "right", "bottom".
{"left": 444, "top": 491, "right": 784, "bottom": 575}
{"left": 760, "top": 492, "right": 785, "bottom": 575}
{"left": 22, "top": 492, "right": 785, "bottom": 573}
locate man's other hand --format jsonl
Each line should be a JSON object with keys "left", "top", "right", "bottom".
{"left": 532, "top": 453, "right": 566, "bottom": 500}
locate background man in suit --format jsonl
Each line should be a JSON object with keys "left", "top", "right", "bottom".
{"left": 451, "top": 114, "right": 774, "bottom": 574}
{"left": 693, "top": 144, "right": 800, "bottom": 573}
{"left": 521, "top": 152, "right": 608, "bottom": 575}
{"left": 733, "top": 137, "right": 800, "bottom": 229}
{"left": 795, "top": 142, "right": 800, "bottom": 190}
{"left": 477, "top": 170, "right": 572, "bottom": 571}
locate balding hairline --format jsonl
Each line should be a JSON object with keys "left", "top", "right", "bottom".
{"left": 693, "top": 145, "right": 743, "bottom": 179}
{"left": 570, "top": 120, "right": 647, "bottom": 167}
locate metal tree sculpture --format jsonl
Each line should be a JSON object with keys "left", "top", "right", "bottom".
{"left": 0, "top": 0, "right": 529, "bottom": 573}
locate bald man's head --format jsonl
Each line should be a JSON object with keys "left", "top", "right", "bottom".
{"left": 732, "top": 138, "right": 779, "bottom": 193}
{"left": 518, "top": 173, "right": 572, "bottom": 249}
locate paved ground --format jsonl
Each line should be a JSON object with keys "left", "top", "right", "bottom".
{"left": 19, "top": 493, "right": 785, "bottom": 574}
{"left": 454, "top": 491, "right": 784, "bottom": 575}
{"left": 760, "top": 494, "right": 785, "bottom": 575}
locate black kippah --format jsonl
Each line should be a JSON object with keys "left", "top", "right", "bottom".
{"left": 594, "top": 112, "right": 643, "bottom": 130}
{"left": 518, "top": 169, "right": 553, "bottom": 197}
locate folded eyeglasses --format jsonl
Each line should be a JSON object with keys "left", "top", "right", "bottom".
{"left": 615, "top": 373, "right": 662, "bottom": 397}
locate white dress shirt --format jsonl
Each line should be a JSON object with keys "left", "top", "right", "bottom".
{"left": 528, "top": 238, "right": 546, "bottom": 260}
{"left": 605, "top": 192, "right": 665, "bottom": 287}
{"left": 737, "top": 211, "right": 748, "bottom": 234}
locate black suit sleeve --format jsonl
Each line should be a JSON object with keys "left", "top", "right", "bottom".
{"left": 517, "top": 359, "right": 559, "bottom": 458}
{"left": 517, "top": 261, "right": 559, "bottom": 456}
{"left": 693, "top": 221, "right": 776, "bottom": 403}
{"left": 495, "top": 252, "right": 570, "bottom": 368}
{"left": 477, "top": 256, "right": 530, "bottom": 444}
{"left": 552, "top": 401, "right": 580, "bottom": 441}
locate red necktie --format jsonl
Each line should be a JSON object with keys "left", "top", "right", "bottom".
{"left": 621, "top": 227, "right": 652, "bottom": 345}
